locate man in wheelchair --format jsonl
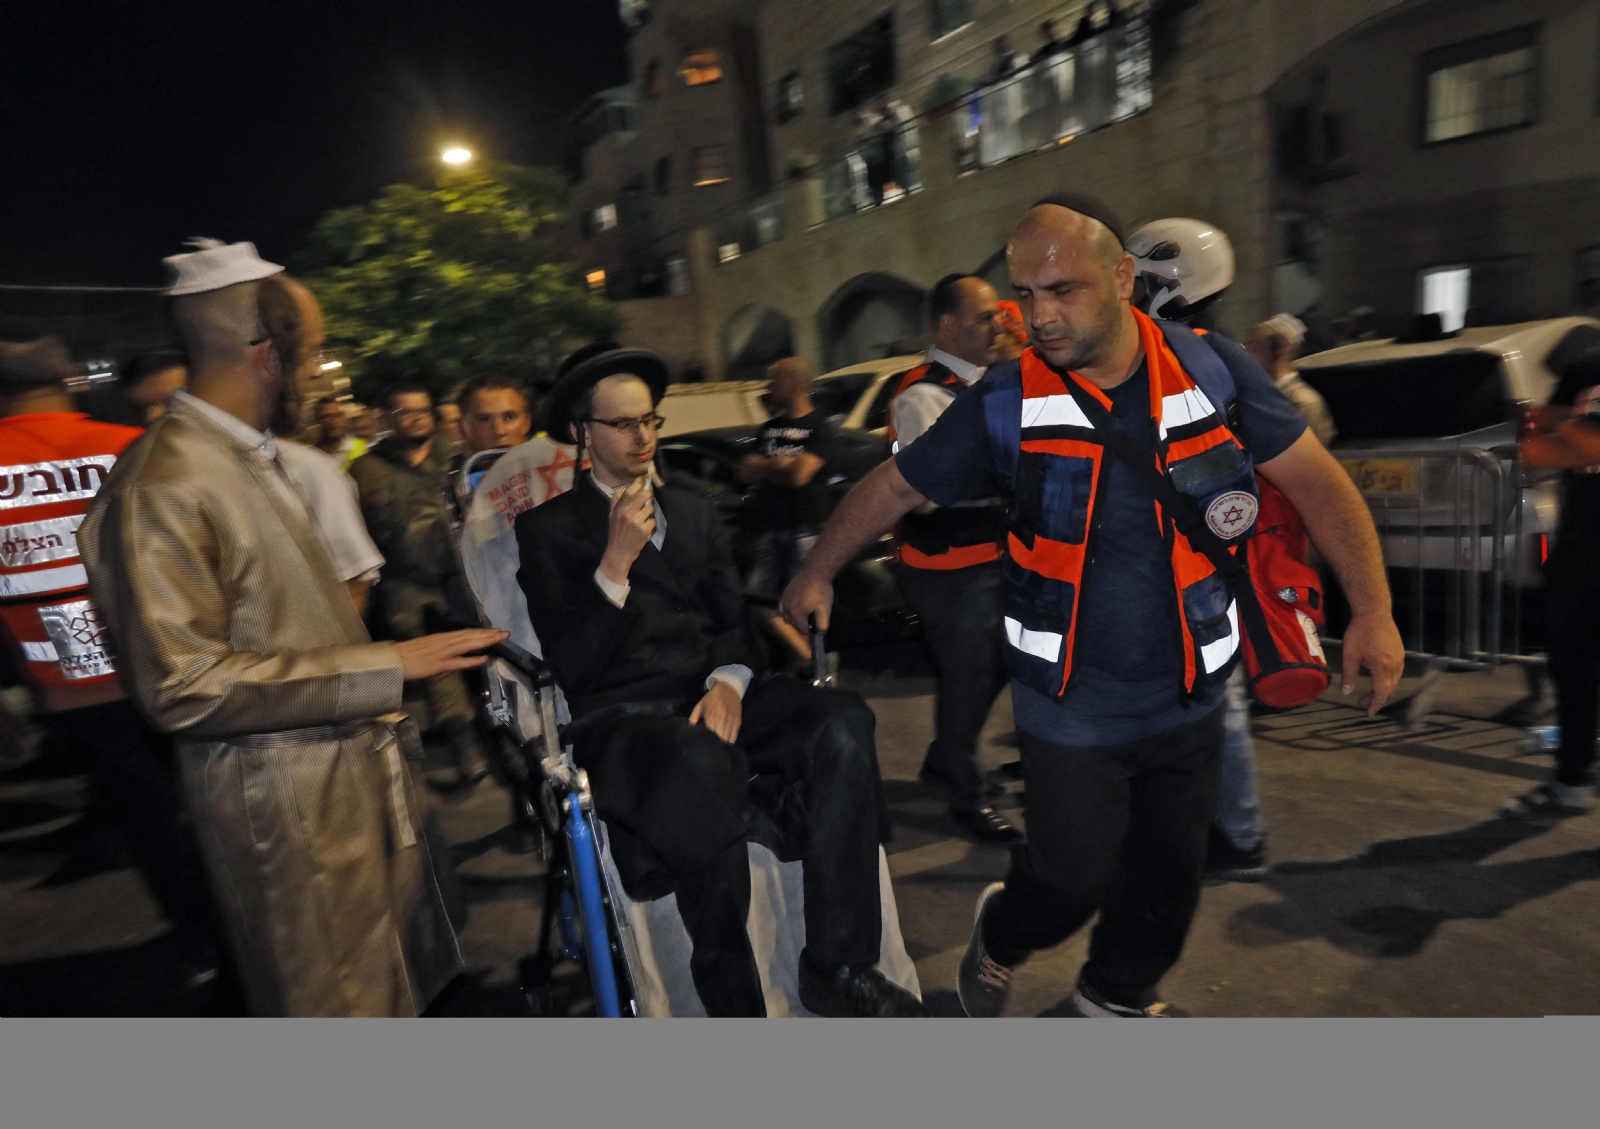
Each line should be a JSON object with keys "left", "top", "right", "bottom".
{"left": 514, "top": 345, "right": 927, "bottom": 1018}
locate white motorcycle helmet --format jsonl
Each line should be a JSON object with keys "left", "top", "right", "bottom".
{"left": 1127, "top": 217, "right": 1235, "bottom": 323}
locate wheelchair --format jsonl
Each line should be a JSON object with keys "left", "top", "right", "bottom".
{"left": 453, "top": 443, "right": 922, "bottom": 1017}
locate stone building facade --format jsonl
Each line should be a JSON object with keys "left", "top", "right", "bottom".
{"left": 573, "top": 0, "right": 1588, "bottom": 381}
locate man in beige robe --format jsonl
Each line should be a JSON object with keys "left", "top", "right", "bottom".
{"left": 80, "top": 240, "right": 506, "bottom": 1016}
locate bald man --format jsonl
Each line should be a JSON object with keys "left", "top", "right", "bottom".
{"left": 80, "top": 241, "right": 504, "bottom": 1015}
{"left": 785, "top": 195, "right": 1403, "bottom": 1017}
{"left": 738, "top": 356, "right": 837, "bottom": 667}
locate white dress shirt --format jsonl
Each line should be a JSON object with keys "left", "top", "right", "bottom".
{"left": 891, "top": 347, "right": 985, "bottom": 451}
{"left": 587, "top": 472, "right": 751, "bottom": 699}
{"left": 174, "top": 392, "right": 385, "bottom": 584}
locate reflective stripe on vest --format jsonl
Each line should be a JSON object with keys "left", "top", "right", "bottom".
{"left": 0, "top": 423, "right": 138, "bottom": 700}
{"left": 1000, "top": 309, "right": 1256, "bottom": 699}
{"left": 890, "top": 360, "right": 1005, "bottom": 570}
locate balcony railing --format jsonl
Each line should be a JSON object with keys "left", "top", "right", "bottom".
{"left": 710, "top": 189, "right": 787, "bottom": 262}
{"left": 819, "top": 122, "right": 924, "bottom": 222}
{"left": 955, "top": 18, "right": 1152, "bottom": 173}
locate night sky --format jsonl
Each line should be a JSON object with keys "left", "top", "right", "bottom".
{"left": 1, "top": 0, "right": 630, "bottom": 287}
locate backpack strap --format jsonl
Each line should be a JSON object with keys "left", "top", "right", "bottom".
{"left": 1153, "top": 318, "right": 1247, "bottom": 440}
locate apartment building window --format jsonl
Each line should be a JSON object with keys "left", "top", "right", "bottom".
{"left": 592, "top": 203, "right": 618, "bottom": 232}
{"left": 828, "top": 13, "right": 896, "bottom": 116}
{"left": 653, "top": 154, "right": 673, "bottom": 195}
{"left": 681, "top": 48, "right": 723, "bottom": 86}
{"left": 666, "top": 253, "right": 691, "bottom": 296}
{"left": 926, "top": 0, "right": 971, "bottom": 42}
{"left": 776, "top": 71, "right": 804, "bottom": 123}
{"left": 1418, "top": 256, "right": 1530, "bottom": 330}
{"left": 692, "top": 145, "right": 731, "bottom": 186}
{"left": 1423, "top": 25, "right": 1537, "bottom": 144}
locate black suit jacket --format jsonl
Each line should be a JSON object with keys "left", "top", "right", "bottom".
{"left": 515, "top": 477, "right": 764, "bottom": 719}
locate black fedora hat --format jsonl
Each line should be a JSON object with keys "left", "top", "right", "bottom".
{"left": 543, "top": 342, "right": 671, "bottom": 443}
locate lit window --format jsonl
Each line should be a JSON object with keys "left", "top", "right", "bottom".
{"left": 594, "top": 204, "right": 618, "bottom": 231}
{"left": 717, "top": 243, "right": 742, "bottom": 264}
{"left": 681, "top": 49, "right": 723, "bottom": 87}
{"left": 1424, "top": 26, "right": 1537, "bottom": 144}
{"left": 586, "top": 269, "right": 607, "bottom": 291}
{"left": 1418, "top": 265, "right": 1471, "bottom": 332}
{"left": 692, "top": 145, "right": 731, "bottom": 186}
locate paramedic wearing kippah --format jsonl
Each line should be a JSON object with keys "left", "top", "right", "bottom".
{"left": 783, "top": 194, "right": 1403, "bottom": 1018}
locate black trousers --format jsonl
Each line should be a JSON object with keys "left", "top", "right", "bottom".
{"left": 982, "top": 707, "right": 1224, "bottom": 1010}
{"left": 42, "top": 699, "right": 221, "bottom": 959}
{"left": 572, "top": 677, "right": 886, "bottom": 1017}
{"left": 897, "top": 559, "right": 1009, "bottom": 812}
{"left": 1547, "top": 584, "right": 1600, "bottom": 788}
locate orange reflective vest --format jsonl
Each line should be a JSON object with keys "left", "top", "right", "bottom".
{"left": 889, "top": 360, "right": 1006, "bottom": 570}
{"left": 995, "top": 310, "right": 1258, "bottom": 700}
{"left": 0, "top": 413, "right": 142, "bottom": 712}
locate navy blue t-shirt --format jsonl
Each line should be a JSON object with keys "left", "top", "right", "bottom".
{"left": 896, "top": 330, "right": 1308, "bottom": 746}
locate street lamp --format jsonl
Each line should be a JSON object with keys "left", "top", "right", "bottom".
{"left": 441, "top": 147, "right": 473, "bottom": 165}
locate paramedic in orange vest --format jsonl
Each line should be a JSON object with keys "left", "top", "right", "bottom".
{"left": 891, "top": 274, "right": 1021, "bottom": 845}
{"left": 784, "top": 193, "right": 1404, "bottom": 1017}
{"left": 0, "top": 337, "right": 222, "bottom": 991}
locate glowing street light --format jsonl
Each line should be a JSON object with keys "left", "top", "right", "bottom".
{"left": 441, "top": 147, "right": 473, "bottom": 165}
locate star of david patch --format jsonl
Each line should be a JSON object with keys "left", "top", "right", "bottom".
{"left": 1204, "top": 490, "right": 1258, "bottom": 540}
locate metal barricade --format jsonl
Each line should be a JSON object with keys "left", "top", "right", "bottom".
{"left": 1332, "top": 445, "right": 1547, "bottom": 670}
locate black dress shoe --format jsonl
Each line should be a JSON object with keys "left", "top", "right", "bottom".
{"left": 952, "top": 806, "right": 1023, "bottom": 844}
{"left": 797, "top": 957, "right": 929, "bottom": 1017}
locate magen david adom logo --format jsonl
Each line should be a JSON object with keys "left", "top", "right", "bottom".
{"left": 1204, "top": 491, "right": 1258, "bottom": 540}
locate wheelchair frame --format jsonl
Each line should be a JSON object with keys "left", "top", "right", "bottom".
{"left": 455, "top": 447, "right": 642, "bottom": 1017}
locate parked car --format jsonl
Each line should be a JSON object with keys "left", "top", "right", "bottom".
{"left": 657, "top": 354, "right": 922, "bottom": 439}
{"left": 1297, "top": 316, "right": 1600, "bottom": 654}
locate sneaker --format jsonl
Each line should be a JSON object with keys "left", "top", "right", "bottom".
{"left": 1502, "top": 781, "right": 1596, "bottom": 820}
{"left": 1069, "top": 977, "right": 1185, "bottom": 1017}
{"left": 956, "top": 882, "right": 1013, "bottom": 1018}
{"left": 1204, "top": 825, "right": 1268, "bottom": 883}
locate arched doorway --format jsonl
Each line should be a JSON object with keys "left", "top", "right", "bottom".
{"left": 722, "top": 303, "right": 795, "bottom": 383}
{"left": 818, "top": 272, "right": 926, "bottom": 371}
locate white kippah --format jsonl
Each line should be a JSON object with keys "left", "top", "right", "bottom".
{"left": 163, "top": 237, "right": 284, "bottom": 296}
{"left": 1263, "top": 312, "right": 1306, "bottom": 349}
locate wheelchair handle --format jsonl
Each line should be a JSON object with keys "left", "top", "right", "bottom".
{"left": 489, "top": 639, "right": 556, "bottom": 689}
{"left": 808, "top": 614, "right": 826, "bottom": 688}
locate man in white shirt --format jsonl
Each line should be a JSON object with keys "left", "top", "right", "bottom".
{"left": 889, "top": 273, "right": 1020, "bottom": 844}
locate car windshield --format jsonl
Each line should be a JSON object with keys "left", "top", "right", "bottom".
{"left": 1298, "top": 352, "right": 1506, "bottom": 443}
{"left": 810, "top": 374, "right": 876, "bottom": 426}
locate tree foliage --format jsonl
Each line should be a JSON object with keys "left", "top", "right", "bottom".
{"left": 295, "top": 162, "right": 616, "bottom": 402}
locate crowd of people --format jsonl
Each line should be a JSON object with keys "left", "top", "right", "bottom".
{"left": 3, "top": 189, "right": 1595, "bottom": 1019}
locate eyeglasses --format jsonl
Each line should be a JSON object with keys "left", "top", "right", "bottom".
{"left": 587, "top": 414, "right": 665, "bottom": 433}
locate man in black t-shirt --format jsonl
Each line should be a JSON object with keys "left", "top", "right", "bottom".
{"left": 739, "top": 356, "right": 835, "bottom": 667}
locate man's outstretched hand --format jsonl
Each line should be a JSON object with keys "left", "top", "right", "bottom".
{"left": 690, "top": 680, "right": 742, "bottom": 744}
{"left": 1340, "top": 611, "right": 1405, "bottom": 717}
{"left": 396, "top": 629, "right": 508, "bottom": 681}
{"left": 780, "top": 571, "right": 833, "bottom": 634}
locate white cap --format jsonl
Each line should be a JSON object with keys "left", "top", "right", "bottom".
{"left": 1262, "top": 312, "right": 1307, "bottom": 350}
{"left": 163, "top": 237, "right": 284, "bottom": 296}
